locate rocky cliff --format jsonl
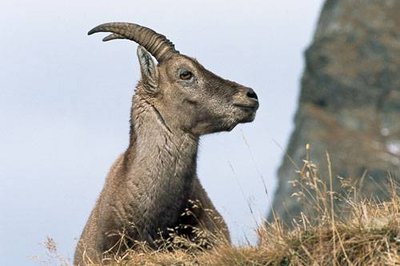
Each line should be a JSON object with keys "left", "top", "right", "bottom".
{"left": 270, "top": 0, "right": 400, "bottom": 223}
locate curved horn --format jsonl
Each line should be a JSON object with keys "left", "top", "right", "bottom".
{"left": 88, "top": 22, "right": 179, "bottom": 62}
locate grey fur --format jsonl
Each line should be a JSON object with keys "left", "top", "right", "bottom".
{"left": 74, "top": 22, "right": 259, "bottom": 265}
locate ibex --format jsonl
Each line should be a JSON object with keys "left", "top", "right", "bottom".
{"left": 74, "top": 22, "right": 259, "bottom": 265}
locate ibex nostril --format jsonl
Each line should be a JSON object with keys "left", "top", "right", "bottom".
{"left": 246, "top": 88, "right": 258, "bottom": 100}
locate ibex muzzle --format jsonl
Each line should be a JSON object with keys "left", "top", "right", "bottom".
{"left": 74, "top": 22, "right": 259, "bottom": 265}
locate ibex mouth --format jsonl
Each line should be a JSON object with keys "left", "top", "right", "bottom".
{"left": 233, "top": 103, "right": 259, "bottom": 112}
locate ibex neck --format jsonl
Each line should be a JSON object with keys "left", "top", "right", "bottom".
{"left": 122, "top": 95, "right": 199, "bottom": 233}
{"left": 126, "top": 94, "right": 199, "bottom": 195}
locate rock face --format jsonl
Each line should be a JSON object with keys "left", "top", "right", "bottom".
{"left": 270, "top": 0, "right": 400, "bottom": 223}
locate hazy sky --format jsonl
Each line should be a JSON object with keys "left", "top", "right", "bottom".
{"left": 0, "top": 1, "right": 323, "bottom": 264}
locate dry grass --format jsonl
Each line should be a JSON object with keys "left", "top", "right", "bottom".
{"left": 44, "top": 147, "right": 400, "bottom": 265}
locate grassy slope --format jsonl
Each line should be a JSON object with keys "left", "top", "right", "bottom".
{"left": 45, "top": 154, "right": 400, "bottom": 265}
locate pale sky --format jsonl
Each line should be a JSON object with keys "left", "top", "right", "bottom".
{"left": 0, "top": 1, "right": 323, "bottom": 265}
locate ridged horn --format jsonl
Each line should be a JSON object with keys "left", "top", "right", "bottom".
{"left": 88, "top": 22, "right": 179, "bottom": 62}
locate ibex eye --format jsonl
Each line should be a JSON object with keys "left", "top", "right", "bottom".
{"left": 179, "top": 70, "right": 193, "bottom": 80}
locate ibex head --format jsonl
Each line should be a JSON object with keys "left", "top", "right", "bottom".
{"left": 89, "top": 22, "right": 259, "bottom": 135}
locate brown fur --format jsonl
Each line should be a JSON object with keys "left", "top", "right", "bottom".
{"left": 74, "top": 27, "right": 258, "bottom": 265}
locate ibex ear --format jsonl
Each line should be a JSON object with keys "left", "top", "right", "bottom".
{"left": 137, "top": 46, "right": 159, "bottom": 92}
